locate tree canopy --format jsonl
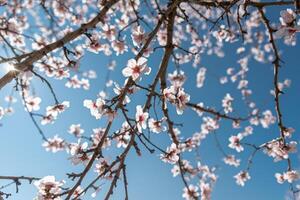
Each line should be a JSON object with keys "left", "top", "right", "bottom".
{"left": 0, "top": 0, "right": 300, "bottom": 199}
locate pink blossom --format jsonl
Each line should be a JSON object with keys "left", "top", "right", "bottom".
{"left": 91, "top": 127, "right": 111, "bottom": 148}
{"left": 68, "top": 124, "right": 84, "bottom": 137}
{"left": 122, "top": 57, "right": 151, "bottom": 81}
{"left": 182, "top": 185, "right": 199, "bottom": 200}
{"left": 223, "top": 155, "right": 240, "bottom": 167}
{"left": 34, "top": 176, "right": 64, "bottom": 200}
{"left": 234, "top": 171, "right": 250, "bottom": 186}
{"left": 275, "top": 170, "right": 300, "bottom": 184}
{"left": 148, "top": 117, "right": 166, "bottom": 133}
{"left": 135, "top": 105, "right": 149, "bottom": 133}
{"left": 46, "top": 101, "right": 70, "bottom": 118}
{"left": 69, "top": 140, "right": 90, "bottom": 165}
{"left": 228, "top": 134, "right": 244, "bottom": 152}
{"left": 280, "top": 9, "right": 296, "bottom": 26}
{"left": 131, "top": 26, "right": 145, "bottom": 47}
{"left": 200, "top": 182, "right": 211, "bottom": 200}
{"left": 42, "top": 135, "right": 65, "bottom": 153}
{"left": 25, "top": 96, "right": 41, "bottom": 112}
{"left": 168, "top": 70, "right": 186, "bottom": 87}
{"left": 95, "top": 159, "right": 109, "bottom": 175}
{"left": 83, "top": 98, "right": 106, "bottom": 119}
{"left": 65, "top": 75, "right": 81, "bottom": 89}
{"left": 163, "top": 86, "right": 190, "bottom": 115}
{"left": 161, "top": 143, "right": 180, "bottom": 164}
{"left": 196, "top": 67, "right": 206, "bottom": 88}
{"left": 222, "top": 93, "right": 234, "bottom": 114}
{"left": 112, "top": 40, "right": 128, "bottom": 55}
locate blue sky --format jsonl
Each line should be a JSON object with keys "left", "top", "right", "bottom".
{"left": 0, "top": 3, "right": 300, "bottom": 200}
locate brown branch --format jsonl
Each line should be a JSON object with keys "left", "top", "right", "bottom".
{"left": 187, "top": 0, "right": 295, "bottom": 8}
{"left": 103, "top": 140, "right": 133, "bottom": 200}
{"left": 0, "top": 175, "right": 40, "bottom": 182}
{"left": 122, "top": 165, "right": 129, "bottom": 200}
{"left": 0, "top": 0, "right": 120, "bottom": 90}
{"left": 259, "top": 8, "right": 296, "bottom": 198}
{"left": 258, "top": 8, "right": 286, "bottom": 141}
{"left": 65, "top": 120, "right": 113, "bottom": 199}
{"left": 186, "top": 102, "right": 247, "bottom": 122}
{"left": 0, "top": 175, "right": 40, "bottom": 194}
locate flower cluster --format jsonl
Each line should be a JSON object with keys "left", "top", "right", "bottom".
{"left": 41, "top": 101, "right": 70, "bottom": 125}
{"left": 34, "top": 176, "right": 64, "bottom": 200}
{"left": 263, "top": 140, "right": 297, "bottom": 162}
{"left": 42, "top": 135, "right": 65, "bottom": 153}
{"left": 275, "top": 9, "right": 300, "bottom": 44}
{"left": 163, "top": 86, "right": 190, "bottom": 115}
{"left": 275, "top": 170, "right": 300, "bottom": 184}
{"left": 83, "top": 95, "right": 115, "bottom": 120}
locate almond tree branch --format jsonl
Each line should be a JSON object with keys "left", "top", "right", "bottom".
{"left": 0, "top": 0, "right": 119, "bottom": 90}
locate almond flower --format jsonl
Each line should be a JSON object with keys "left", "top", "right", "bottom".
{"left": 116, "top": 121, "right": 131, "bottom": 148}
{"left": 274, "top": 26, "right": 300, "bottom": 40}
{"left": 275, "top": 170, "right": 300, "bottom": 184}
{"left": 168, "top": 70, "right": 186, "bottom": 87}
{"left": 280, "top": 9, "right": 296, "bottom": 26}
{"left": 69, "top": 140, "right": 90, "bottom": 165}
{"left": 86, "top": 33, "right": 102, "bottom": 54}
{"left": 228, "top": 134, "right": 244, "bottom": 152}
{"left": 201, "top": 117, "right": 219, "bottom": 135}
{"left": 112, "top": 40, "right": 128, "bottom": 55}
{"left": 81, "top": 78, "right": 90, "bottom": 90}
{"left": 41, "top": 101, "right": 69, "bottom": 125}
{"left": 163, "top": 86, "right": 190, "bottom": 115}
{"left": 34, "top": 176, "right": 64, "bottom": 200}
{"left": 95, "top": 159, "right": 110, "bottom": 175}
{"left": 274, "top": 9, "right": 300, "bottom": 42}
{"left": 25, "top": 96, "right": 41, "bottom": 112}
{"left": 264, "top": 140, "right": 297, "bottom": 162}
{"left": 65, "top": 75, "right": 81, "bottom": 89}
{"left": 234, "top": 171, "right": 250, "bottom": 186}
{"left": 160, "top": 143, "right": 180, "bottom": 164}
{"left": 102, "top": 24, "right": 116, "bottom": 41}
{"left": 68, "top": 124, "right": 84, "bottom": 137}
{"left": 113, "top": 82, "right": 139, "bottom": 104}
{"left": 122, "top": 57, "right": 151, "bottom": 81}
{"left": 42, "top": 135, "right": 65, "bottom": 153}
{"left": 131, "top": 25, "right": 146, "bottom": 47}
{"left": 223, "top": 155, "right": 240, "bottom": 167}
{"left": 275, "top": 173, "right": 285, "bottom": 184}
{"left": 182, "top": 185, "right": 200, "bottom": 200}
{"left": 148, "top": 117, "right": 166, "bottom": 133}
{"left": 135, "top": 105, "right": 149, "bottom": 133}
{"left": 197, "top": 67, "right": 206, "bottom": 88}
{"left": 200, "top": 182, "right": 212, "bottom": 200}
{"left": 46, "top": 101, "right": 70, "bottom": 118}
{"left": 284, "top": 170, "right": 300, "bottom": 183}
{"left": 41, "top": 114, "right": 55, "bottom": 125}
{"left": 222, "top": 93, "right": 234, "bottom": 114}
{"left": 83, "top": 98, "right": 106, "bottom": 119}
{"left": 91, "top": 128, "right": 111, "bottom": 148}
{"left": 171, "top": 165, "right": 180, "bottom": 177}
